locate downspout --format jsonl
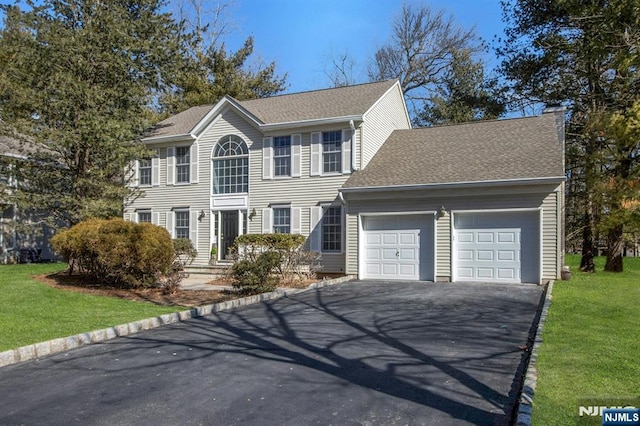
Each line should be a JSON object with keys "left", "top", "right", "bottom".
{"left": 349, "top": 120, "right": 357, "bottom": 171}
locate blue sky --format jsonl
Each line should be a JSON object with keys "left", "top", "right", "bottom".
{"left": 222, "top": 0, "right": 507, "bottom": 93}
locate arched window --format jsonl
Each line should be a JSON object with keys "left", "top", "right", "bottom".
{"left": 212, "top": 135, "right": 249, "bottom": 194}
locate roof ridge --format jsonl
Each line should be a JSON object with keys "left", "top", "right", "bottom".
{"left": 239, "top": 79, "right": 398, "bottom": 103}
{"left": 405, "top": 114, "right": 549, "bottom": 132}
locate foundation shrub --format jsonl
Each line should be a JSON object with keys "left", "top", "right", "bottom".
{"left": 233, "top": 233, "right": 320, "bottom": 282}
{"left": 51, "top": 218, "right": 174, "bottom": 288}
{"left": 231, "top": 250, "right": 282, "bottom": 294}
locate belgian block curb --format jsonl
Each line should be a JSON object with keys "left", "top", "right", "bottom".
{"left": 515, "top": 280, "right": 554, "bottom": 426}
{"left": 0, "top": 275, "right": 355, "bottom": 369}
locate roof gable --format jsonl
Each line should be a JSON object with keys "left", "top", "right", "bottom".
{"left": 343, "top": 114, "right": 565, "bottom": 189}
{"left": 143, "top": 80, "right": 399, "bottom": 141}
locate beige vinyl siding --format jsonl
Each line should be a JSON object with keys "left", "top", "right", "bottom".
{"left": 252, "top": 127, "right": 351, "bottom": 273}
{"left": 436, "top": 213, "right": 451, "bottom": 279}
{"left": 344, "top": 213, "right": 359, "bottom": 275}
{"left": 360, "top": 84, "right": 411, "bottom": 169}
{"left": 344, "top": 184, "right": 562, "bottom": 281}
{"left": 542, "top": 190, "right": 559, "bottom": 278}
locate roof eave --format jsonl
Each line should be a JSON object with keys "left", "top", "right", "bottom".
{"left": 260, "top": 115, "right": 364, "bottom": 131}
{"left": 141, "top": 133, "right": 197, "bottom": 144}
{"left": 340, "top": 176, "right": 567, "bottom": 193}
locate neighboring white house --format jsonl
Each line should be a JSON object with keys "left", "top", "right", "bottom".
{"left": 0, "top": 135, "right": 57, "bottom": 263}
{"left": 125, "top": 80, "right": 565, "bottom": 284}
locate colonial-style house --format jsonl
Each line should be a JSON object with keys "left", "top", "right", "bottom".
{"left": 125, "top": 80, "right": 566, "bottom": 284}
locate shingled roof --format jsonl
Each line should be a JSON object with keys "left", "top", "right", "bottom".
{"left": 343, "top": 113, "right": 565, "bottom": 190}
{"left": 145, "top": 80, "right": 398, "bottom": 139}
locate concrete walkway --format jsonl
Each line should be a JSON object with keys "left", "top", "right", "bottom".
{"left": 179, "top": 274, "right": 232, "bottom": 291}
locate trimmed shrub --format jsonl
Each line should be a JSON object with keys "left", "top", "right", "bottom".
{"left": 232, "top": 233, "right": 320, "bottom": 281}
{"left": 51, "top": 218, "right": 174, "bottom": 288}
{"left": 231, "top": 250, "right": 282, "bottom": 294}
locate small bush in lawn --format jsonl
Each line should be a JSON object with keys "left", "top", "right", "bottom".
{"left": 51, "top": 218, "right": 174, "bottom": 288}
{"left": 231, "top": 251, "right": 282, "bottom": 294}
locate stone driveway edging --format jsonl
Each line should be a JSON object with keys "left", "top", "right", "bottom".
{"left": 515, "top": 280, "right": 554, "bottom": 426}
{"left": 0, "top": 275, "right": 355, "bottom": 369}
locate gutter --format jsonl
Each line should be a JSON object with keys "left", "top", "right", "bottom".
{"left": 260, "top": 115, "right": 363, "bottom": 132}
{"left": 340, "top": 176, "right": 567, "bottom": 194}
{"left": 141, "top": 133, "right": 197, "bottom": 144}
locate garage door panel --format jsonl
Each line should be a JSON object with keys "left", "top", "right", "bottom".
{"left": 362, "top": 215, "right": 433, "bottom": 281}
{"left": 477, "top": 268, "right": 494, "bottom": 279}
{"left": 477, "top": 232, "right": 494, "bottom": 243}
{"left": 458, "top": 232, "right": 474, "bottom": 243}
{"left": 366, "top": 249, "right": 380, "bottom": 260}
{"left": 498, "top": 250, "right": 515, "bottom": 261}
{"left": 477, "top": 250, "right": 494, "bottom": 261}
{"left": 381, "top": 248, "right": 397, "bottom": 260}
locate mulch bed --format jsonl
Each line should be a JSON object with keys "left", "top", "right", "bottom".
{"left": 34, "top": 272, "right": 345, "bottom": 308}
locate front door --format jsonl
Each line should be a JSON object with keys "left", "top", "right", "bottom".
{"left": 221, "top": 211, "right": 239, "bottom": 259}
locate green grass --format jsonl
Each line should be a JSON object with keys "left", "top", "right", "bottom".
{"left": 531, "top": 255, "right": 640, "bottom": 425}
{"left": 0, "top": 263, "right": 179, "bottom": 352}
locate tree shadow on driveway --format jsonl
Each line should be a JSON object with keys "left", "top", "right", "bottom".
{"left": 0, "top": 281, "right": 543, "bottom": 425}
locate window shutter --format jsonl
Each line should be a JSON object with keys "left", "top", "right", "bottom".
{"left": 342, "top": 129, "right": 352, "bottom": 174}
{"left": 152, "top": 150, "right": 160, "bottom": 186}
{"left": 291, "top": 207, "right": 301, "bottom": 234}
{"left": 132, "top": 160, "right": 139, "bottom": 187}
{"left": 310, "top": 132, "right": 321, "bottom": 176}
{"left": 152, "top": 211, "right": 159, "bottom": 225}
{"left": 166, "top": 211, "right": 175, "bottom": 237}
{"left": 190, "top": 209, "right": 198, "bottom": 245}
{"left": 167, "top": 147, "right": 175, "bottom": 185}
{"left": 262, "top": 137, "right": 273, "bottom": 180}
{"left": 262, "top": 208, "right": 272, "bottom": 233}
{"left": 292, "top": 134, "right": 301, "bottom": 177}
{"left": 309, "top": 206, "right": 323, "bottom": 252}
{"left": 190, "top": 143, "right": 199, "bottom": 183}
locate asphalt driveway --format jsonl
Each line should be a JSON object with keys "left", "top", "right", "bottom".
{"left": 0, "top": 280, "right": 543, "bottom": 425}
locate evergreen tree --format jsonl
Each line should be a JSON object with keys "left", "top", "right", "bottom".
{"left": 0, "top": 0, "right": 186, "bottom": 226}
{"left": 417, "top": 49, "right": 505, "bottom": 126}
{"left": 498, "top": 0, "right": 640, "bottom": 272}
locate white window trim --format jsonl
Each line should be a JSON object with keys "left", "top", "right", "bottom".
{"left": 168, "top": 143, "right": 198, "bottom": 186}
{"left": 310, "top": 130, "right": 351, "bottom": 177}
{"left": 261, "top": 205, "right": 301, "bottom": 234}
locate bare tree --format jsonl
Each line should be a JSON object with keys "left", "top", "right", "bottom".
{"left": 368, "top": 3, "right": 481, "bottom": 118}
{"left": 324, "top": 49, "right": 362, "bottom": 87}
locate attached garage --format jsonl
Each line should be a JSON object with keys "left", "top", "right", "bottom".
{"left": 360, "top": 214, "right": 435, "bottom": 281}
{"left": 453, "top": 211, "right": 540, "bottom": 284}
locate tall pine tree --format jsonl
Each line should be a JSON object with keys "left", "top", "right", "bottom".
{"left": 498, "top": 0, "right": 640, "bottom": 272}
{"left": 0, "top": 0, "right": 187, "bottom": 226}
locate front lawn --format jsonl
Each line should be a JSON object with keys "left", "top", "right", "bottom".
{"left": 531, "top": 255, "right": 640, "bottom": 425}
{"left": 0, "top": 263, "right": 178, "bottom": 352}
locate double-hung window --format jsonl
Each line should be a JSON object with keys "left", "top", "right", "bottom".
{"left": 322, "top": 206, "right": 342, "bottom": 252}
{"left": 175, "top": 210, "right": 190, "bottom": 239}
{"left": 137, "top": 210, "right": 151, "bottom": 223}
{"left": 138, "top": 159, "right": 152, "bottom": 186}
{"left": 273, "top": 208, "right": 291, "bottom": 234}
{"left": 176, "top": 146, "right": 190, "bottom": 183}
{"left": 273, "top": 136, "right": 291, "bottom": 177}
{"left": 322, "top": 131, "right": 342, "bottom": 174}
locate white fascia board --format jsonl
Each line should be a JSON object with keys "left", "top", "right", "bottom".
{"left": 363, "top": 80, "right": 412, "bottom": 129}
{"left": 340, "top": 176, "right": 568, "bottom": 194}
{"left": 260, "top": 115, "right": 363, "bottom": 132}
{"left": 141, "top": 133, "right": 197, "bottom": 144}
{"left": 192, "top": 96, "right": 264, "bottom": 135}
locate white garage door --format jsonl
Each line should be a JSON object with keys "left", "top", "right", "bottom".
{"left": 454, "top": 212, "right": 539, "bottom": 284}
{"left": 362, "top": 215, "right": 434, "bottom": 281}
